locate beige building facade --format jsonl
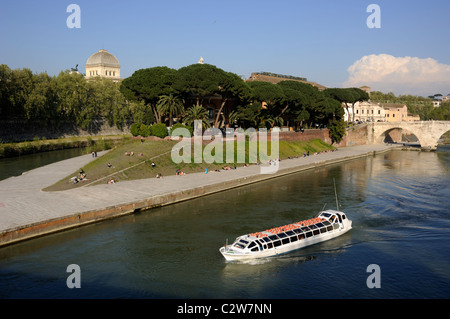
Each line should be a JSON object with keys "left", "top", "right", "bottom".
{"left": 381, "top": 103, "right": 408, "bottom": 122}
{"left": 353, "top": 101, "right": 386, "bottom": 122}
{"left": 85, "top": 49, "right": 121, "bottom": 82}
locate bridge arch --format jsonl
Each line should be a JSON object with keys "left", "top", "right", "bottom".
{"left": 368, "top": 121, "right": 450, "bottom": 149}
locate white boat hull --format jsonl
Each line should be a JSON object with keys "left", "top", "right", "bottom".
{"left": 219, "top": 210, "right": 352, "bottom": 261}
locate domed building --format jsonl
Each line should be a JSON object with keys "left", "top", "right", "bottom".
{"left": 85, "top": 49, "right": 121, "bottom": 82}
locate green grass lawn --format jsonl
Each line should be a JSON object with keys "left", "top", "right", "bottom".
{"left": 44, "top": 138, "right": 335, "bottom": 191}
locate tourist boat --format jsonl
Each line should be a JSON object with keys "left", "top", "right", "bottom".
{"left": 219, "top": 209, "right": 352, "bottom": 261}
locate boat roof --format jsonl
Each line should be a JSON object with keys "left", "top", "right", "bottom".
{"left": 244, "top": 210, "right": 344, "bottom": 240}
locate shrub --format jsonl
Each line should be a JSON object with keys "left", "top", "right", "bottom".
{"left": 151, "top": 123, "right": 168, "bottom": 138}
{"left": 139, "top": 123, "right": 151, "bottom": 137}
{"left": 130, "top": 123, "right": 141, "bottom": 136}
{"left": 170, "top": 123, "right": 193, "bottom": 137}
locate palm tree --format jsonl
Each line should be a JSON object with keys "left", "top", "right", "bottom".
{"left": 156, "top": 94, "right": 184, "bottom": 127}
{"left": 182, "top": 105, "right": 211, "bottom": 131}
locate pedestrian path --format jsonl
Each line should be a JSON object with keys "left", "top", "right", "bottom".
{"left": 0, "top": 144, "right": 398, "bottom": 246}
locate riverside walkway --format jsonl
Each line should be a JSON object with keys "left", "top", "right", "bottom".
{"left": 0, "top": 144, "right": 399, "bottom": 246}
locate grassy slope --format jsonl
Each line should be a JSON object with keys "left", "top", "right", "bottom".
{"left": 44, "top": 138, "right": 335, "bottom": 191}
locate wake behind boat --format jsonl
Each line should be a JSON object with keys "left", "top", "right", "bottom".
{"left": 219, "top": 209, "right": 352, "bottom": 261}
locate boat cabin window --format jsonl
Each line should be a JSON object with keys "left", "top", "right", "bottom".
{"left": 262, "top": 237, "right": 271, "bottom": 243}
{"left": 273, "top": 240, "right": 281, "bottom": 247}
{"left": 305, "top": 231, "right": 313, "bottom": 238}
{"left": 290, "top": 235, "right": 298, "bottom": 242}
{"left": 301, "top": 226, "right": 310, "bottom": 232}
{"left": 267, "top": 242, "right": 273, "bottom": 249}
{"left": 234, "top": 243, "right": 246, "bottom": 249}
{"left": 313, "top": 229, "right": 320, "bottom": 236}
{"left": 285, "top": 231, "right": 295, "bottom": 236}
{"left": 333, "top": 223, "right": 339, "bottom": 230}
{"left": 327, "top": 225, "right": 333, "bottom": 231}
{"left": 321, "top": 212, "right": 331, "bottom": 218}
{"left": 293, "top": 228, "right": 301, "bottom": 234}
{"left": 251, "top": 247, "right": 259, "bottom": 252}
{"left": 278, "top": 232, "right": 287, "bottom": 239}
{"left": 319, "top": 227, "right": 327, "bottom": 234}
{"left": 240, "top": 239, "right": 249, "bottom": 245}
{"left": 342, "top": 214, "right": 346, "bottom": 220}
{"left": 322, "top": 220, "right": 331, "bottom": 226}
{"left": 309, "top": 224, "right": 318, "bottom": 229}
{"left": 248, "top": 242, "right": 256, "bottom": 249}
{"left": 316, "top": 223, "right": 324, "bottom": 228}
{"left": 282, "top": 238, "right": 290, "bottom": 245}
{"left": 269, "top": 235, "right": 279, "bottom": 241}
{"left": 338, "top": 215, "right": 342, "bottom": 223}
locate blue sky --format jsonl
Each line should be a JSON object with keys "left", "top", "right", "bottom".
{"left": 1, "top": 0, "right": 449, "bottom": 95}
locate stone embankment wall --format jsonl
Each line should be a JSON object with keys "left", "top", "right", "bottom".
{"left": 276, "top": 125, "right": 369, "bottom": 147}
{"left": 0, "top": 119, "right": 130, "bottom": 143}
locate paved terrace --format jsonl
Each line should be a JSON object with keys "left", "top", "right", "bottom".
{"left": 0, "top": 144, "right": 399, "bottom": 246}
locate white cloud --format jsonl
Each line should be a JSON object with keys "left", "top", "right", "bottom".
{"left": 343, "top": 54, "right": 450, "bottom": 96}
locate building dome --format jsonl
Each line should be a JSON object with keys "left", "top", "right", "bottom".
{"left": 86, "top": 49, "right": 120, "bottom": 68}
{"left": 85, "top": 49, "right": 121, "bottom": 81}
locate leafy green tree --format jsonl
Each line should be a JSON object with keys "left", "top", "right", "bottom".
{"left": 214, "top": 71, "right": 251, "bottom": 128}
{"left": 246, "top": 81, "right": 285, "bottom": 128}
{"left": 175, "top": 63, "right": 226, "bottom": 107}
{"left": 8, "top": 68, "right": 34, "bottom": 120}
{"left": 86, "top": 77, "right": 130, "bottom": 130}
{"left": 276, "top": 81, "right": 307, "bottom": 119}
{"left": 295, "top": 107, "right": 310, "bottom": 128}
{"left": 0, "top": 64, "right": 14, "bottom": 119}
{"left": 182, "top": 105, "right": 210, "bottom": 129}
{"left": 24, "top": 72, "right": 58, "bottom": 126}
{"left": 120, "top": 66, "right": 178, "bottom": 123}
{"left": 55, "top": 71, "right": 89, "bottom": 129}
{"left": 129, "top": 100, "right": 155, "bottom": 125}
{"left": 156, "top": 94, "right": 184, "bottom": 126}
{"left": 175, "top": 64, "right": 251, "bottom": 128}
{"left": 328, "top": 119, "right": 346, "bottom": 144}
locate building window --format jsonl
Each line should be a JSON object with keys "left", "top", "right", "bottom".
{"left": 113, "top": 71, "right": 115, "bottom": 76}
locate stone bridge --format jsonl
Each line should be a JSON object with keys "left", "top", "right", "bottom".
{"left": 366, "top": 121, "right": 450, "bottom": 149}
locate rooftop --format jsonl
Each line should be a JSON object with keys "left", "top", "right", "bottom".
{"left": 86, "top": 49, "right": 120, "bottom": 68}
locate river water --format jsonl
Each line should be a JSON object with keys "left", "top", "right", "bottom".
{"left": 0, "top": 148, "right": 88, "bottom": 181}
{"left": 0, "top": 146, "right": 449, "bottom": 299}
